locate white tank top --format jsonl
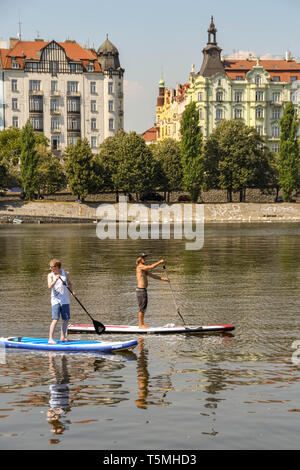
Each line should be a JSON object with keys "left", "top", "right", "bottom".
{"left": 50, "top": 269, "right": 70, "bottom": 306}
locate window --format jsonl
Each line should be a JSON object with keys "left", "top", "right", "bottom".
{"left": 272, "top": 144, "right": 279, "bottom": 153}
{"left": 291, "top": 76, "right": 298, "bottom": 82}
{"left": 272, "top": 125, "right": 280, "bottom": 137}
{"left": 216, "top": 108, "right": 223, "bottom": 120}
{"left": 91, "top": 100, "right": 96, "bottom": 112}
{"left": 29, "top": 80, "right": 41, "bottom": 92}
{"left": 91, "top": 118, "right": 97, "bottom": 130}
{"left": 108, "top": 100, "right": 114, "bottom": 111}
{"left": 30, "top": 116, "right": 43, "bottom": 130}
{"left": 218, "top": 79, "right": 222, "bottom": 86}
{"left": 12, "top": 61, "right": 19, "bottom": 69}
{"left": 255, "top": 91, "right": 264, "bottom": 101}
{"left": 32, "top": 62, "right": 38, "bottom": 72}
{"left": 29, "top": 96, "right": 43, "bottom": 112}
{"left": 67, "top": 116, "right": 80, "bottom": 131}
{"left": 51, "top": 81, "right": 58, "bottom": 92}
{"left": 109, "top": 118, "right": 114, "bottom": 130}
{"left": 272, "top": 76, "right": 280, "bottom": 82}
{"left": 67, "top": 81, "right": 78, "bottom": 93}
{"left": 51, "top": 136, "right": 60, "bottom": 150}
{"left": 67, "top": 136, "right": 78, "bottom": 146}
{"left": 11, "top": 79, "right": 17, "bottom": 92}
{"left": 256, "top": 107, "right": 264, "bottom": 119}
{"left": 198, "top": 92, "right": 203, "bottom": 101}
{"left": 91, "top": 136, "right": 97, "bottom": 148}
{"left": 51, "top": 117, "right": 59, "bottom": 130}
{"left": 67, "top": 97, "right": 80, "bottom": 113}
{"left": 216, "top": 91, "right": 223, "bottom": 102}
{"left": 12, "top": 116, "right": 18, "bottom": 128}
{"left": 255, "top": 75, "right": 261, "bottom": 86}
{"left": 291, "top": 92, "right": 297, "bottom": 103}
{"left": 199, "top": 108, "right": 204, "bottom": 119}
{"left": 50, "top": 98, "right": 59, "bottom": 112}
{"left": 256, "top": 125, "right": 263, "bottom": 136}
{"left": 12, "top": 98, "right": 18, "bottom": 110}
{"left": 234, "top": 91, "right": 243, "bottom": 102}
{"left": 234, "top": 108, "right": 242, "bottom": 119}
{"left": 108, "top": 82, "right": 113, "bottom": 94}
{"left": 272, "top": 108, "right": 280, "bottom": 119}
{"left": 86, "top": 64, "right": 94, "bottom": 72}
{"left": 235, "top": 76, "right": 243, "bottom": 81}
{"left": 90, "top": 82, "right": 96, "bottom": 93}
{"left": 272, "top": 92, "right": 281, "bottom": 103}
{"left": 50, "top": 61, "right": 59, "bottom": 75}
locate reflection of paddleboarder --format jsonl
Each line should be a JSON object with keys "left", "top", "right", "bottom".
{"left": 136, "top": 253, "right": 169, "bottom": 329}
{"left": 47, "top": 353, "right": 70, "bottom": 435}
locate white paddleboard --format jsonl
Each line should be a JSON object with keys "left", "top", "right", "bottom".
{"left": 68, "top": 323, "right": 235, "bottom": 335}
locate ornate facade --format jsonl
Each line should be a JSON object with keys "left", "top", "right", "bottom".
{"left": 156, "top": 17, "right": 300, "bottom": 152}
{"left": 0, "top": 35, "right": 124, "bottom": 155}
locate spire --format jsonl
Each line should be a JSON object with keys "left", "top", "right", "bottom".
{"left": 208, "top": 15, "right": 217, "bottom": 44}
{"left": 199, "top": 16, "right": 224, "bottom": 78}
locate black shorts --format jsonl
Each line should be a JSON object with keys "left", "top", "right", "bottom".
{"left": 136, "top": 288, "right": 148, "bottom": 313}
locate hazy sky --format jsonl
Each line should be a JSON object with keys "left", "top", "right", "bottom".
{"left": 1, "top": 0, "right": 300, "bottom": 133}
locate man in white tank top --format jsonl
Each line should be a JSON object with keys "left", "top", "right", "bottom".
{"left": 48, "top": 259, "right": 74, "bottom": 344}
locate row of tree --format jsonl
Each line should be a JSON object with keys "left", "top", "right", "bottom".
{"left": 0, "top": 101, "right": 299, "bottom": 202}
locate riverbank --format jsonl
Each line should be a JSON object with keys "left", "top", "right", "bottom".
{"left": 1, "top": 200, "right": 300, "bottom": 223}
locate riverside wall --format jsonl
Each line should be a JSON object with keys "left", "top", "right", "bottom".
{"left": 1, "top": 199, "right": 300, "bottom": 223}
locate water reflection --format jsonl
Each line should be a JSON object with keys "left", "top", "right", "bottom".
{"left": 47, "top": 354, "right": 70, "bottom": 436}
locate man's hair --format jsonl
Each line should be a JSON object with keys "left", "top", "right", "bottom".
{"left": 136, "top": 257, "right": 144, "bottom": 265}
{"left": 50, "top": 258, "right": 62, "bottom": 268}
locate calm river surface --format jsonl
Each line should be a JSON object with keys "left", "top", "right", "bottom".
{"left": 1, "top": 222, "right": 300, "bottom": 450}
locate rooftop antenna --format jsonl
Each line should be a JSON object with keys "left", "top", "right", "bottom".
{"left": 36, "top": 30, "right": 40, "bottom": 39}
{"left": 18, "top": 17, "right": 22, "bottom": 40}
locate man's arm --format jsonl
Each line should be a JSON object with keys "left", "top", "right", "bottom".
{"left": 147, "top": 272, "right": 169, "bottom": 282}
{"left": 140, "top": 259, "right": 165, "bottom": 271}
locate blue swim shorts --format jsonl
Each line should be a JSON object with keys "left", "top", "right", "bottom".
{"left": 51, "top": 304, "right": 70, "bottom": 321}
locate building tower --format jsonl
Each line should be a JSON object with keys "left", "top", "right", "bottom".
{"left": 199, "top": 16, "right": 224, "bottom": 77}
{"left": 97, "top": 35, "right": 125, "bottom": 137}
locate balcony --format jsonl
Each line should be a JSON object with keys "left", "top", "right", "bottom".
{"left": 50, "top": 90, "right": 61, "bottom": 97}
{"left": 29, "top": 90, "right": 43, "bottom": 96}
{"left": 51, "top": 127, "right": 61, "bottom": 134}
{"left": 67, "top": 127, "right": 81, "bottom": 133}
{"left": 29, "top": 108, "right": 43, "bottom": 114}
{"left": 67, "top": 90, "right": 80, "bottom": 97}
{"left": 67, "top": 108, "right": 80, "bottom": 115}
{"left": 50, "top": 108, "right": 61, "bottom": 115}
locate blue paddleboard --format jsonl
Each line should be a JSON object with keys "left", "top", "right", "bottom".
{"left": 0, "top": 336, "right": 137, "bottom": 353}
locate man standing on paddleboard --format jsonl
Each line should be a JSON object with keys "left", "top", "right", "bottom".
{"left": 136, "top": 253, "right": 169, "bottom": 329}
{"left": 48, "top": 259, "right": 74, "bottom": 343}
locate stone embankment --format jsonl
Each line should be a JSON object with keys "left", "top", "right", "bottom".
{"left": 1, "top": 200, "right": 300, "bottom": 223}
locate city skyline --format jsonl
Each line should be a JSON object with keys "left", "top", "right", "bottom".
{"left": 1, "top": 0, "right": 300, "bottom": 134}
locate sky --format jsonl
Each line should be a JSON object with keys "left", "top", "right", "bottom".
{"left": 1, "top": 0, "right": 300, "bottom": 133}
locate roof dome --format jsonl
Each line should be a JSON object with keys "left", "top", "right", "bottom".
{"left": 97, "top": 35, "right": 121, "bottom": 71}
{"left": 97, "top": 35, "right": 119, "bottom": 56}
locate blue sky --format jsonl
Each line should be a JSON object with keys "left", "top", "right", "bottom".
{"left": 1, "top": 0, "right": 300, "bottom": 133}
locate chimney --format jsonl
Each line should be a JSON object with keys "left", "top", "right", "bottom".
{"left": 9, "top": 37, "right": 19, "bottom": 49}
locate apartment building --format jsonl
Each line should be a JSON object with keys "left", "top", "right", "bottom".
{"left": 0, "top": 35, "right": 124, "bottom": 155}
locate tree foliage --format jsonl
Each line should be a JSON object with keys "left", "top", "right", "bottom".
{"left": 278, "top": 102, "right": 300, "bottom": 201}
{"left": 20, "top": 121, "right": 39, "bottom": 200}
{"left": 63, "top": 138, "right": 94, "bottom": 201}
{"left": 204, "top": 120, "right": 274, "bottom": 202}
{"left": 151, "top": 138, "right": 183, "bottom": 200}
{"left": 180, "top": 102, "right": 203, "bottom": 202}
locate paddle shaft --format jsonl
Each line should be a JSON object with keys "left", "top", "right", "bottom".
{"left": 163, "top": 265, "right": 186, "bottom": 325}
{"left": 58, "top": 277, "right": 105, "bottom": 334}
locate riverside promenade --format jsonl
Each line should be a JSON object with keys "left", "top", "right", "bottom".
{"left": 1, "top": 200, "right": 300, "bottom": 223}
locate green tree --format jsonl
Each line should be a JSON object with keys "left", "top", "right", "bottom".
{"left": 0, "top": 127, "right": 22, "bottom": 189}
{"left": 204, "top": 120, "right": 273, "bottom": 202}
{"left": 20, "top": 121, "right": 38, "bottom": 200}
{"left": 180, "top": 102, "right": 203, "bottom": 202}
{"left": 278, "top": 102, "right": 300, "bottom": 201}
{"left": 151, "top": 138, "right": 183, "bottom": 201}
{"left": 63, "top": 138, "right": 93, "bottom": 201}
{"left": 36, "top": 144, "right": 66, "bottom": 196}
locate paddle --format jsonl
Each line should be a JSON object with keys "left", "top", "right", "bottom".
{"left": 163, "top": 264, "right": 186, "bottom": 326}
{"left": 59, "top": 277, "right": 105, "bottom": 335}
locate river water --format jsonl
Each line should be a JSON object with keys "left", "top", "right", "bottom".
{"left": 0, "top": 222, "right": 300, "bottom": 450}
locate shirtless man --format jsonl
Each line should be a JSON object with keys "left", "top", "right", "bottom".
{"left": 136, "top": 253, "right": 169, "bottom": 329}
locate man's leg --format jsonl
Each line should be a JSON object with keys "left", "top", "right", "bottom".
{"left": 49, "top": 319, "right": 58, "bottom": 343}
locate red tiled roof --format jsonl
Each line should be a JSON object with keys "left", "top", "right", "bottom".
{"left": 142, "top": 127, "right": 157, "bottom": 143}
{"left": 224, "top": 59, "right": 300, "bottom": 81}
{"left": 0, "top": 40, "right": 101, "bottom": 71}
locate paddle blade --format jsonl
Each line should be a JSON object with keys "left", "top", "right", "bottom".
{"left": 93, "top": 320, "right": 106, "bottom": 335}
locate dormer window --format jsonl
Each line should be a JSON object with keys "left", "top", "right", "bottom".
{"left": 12, "top": 60, "right": 19, "bottom": 69}
{"left": 86, "top": 64, "right": 94, "bottom": 72}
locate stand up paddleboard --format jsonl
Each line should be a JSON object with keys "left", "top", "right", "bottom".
{"left": 68, "top": 324, "right": 235, "bottom": 335}
{"left": 0, "top": 337, "right": 137, "bottom": 353}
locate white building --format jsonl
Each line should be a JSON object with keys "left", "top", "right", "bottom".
{"left": 0, "top": 36, "right": 124, "bottom": 154}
